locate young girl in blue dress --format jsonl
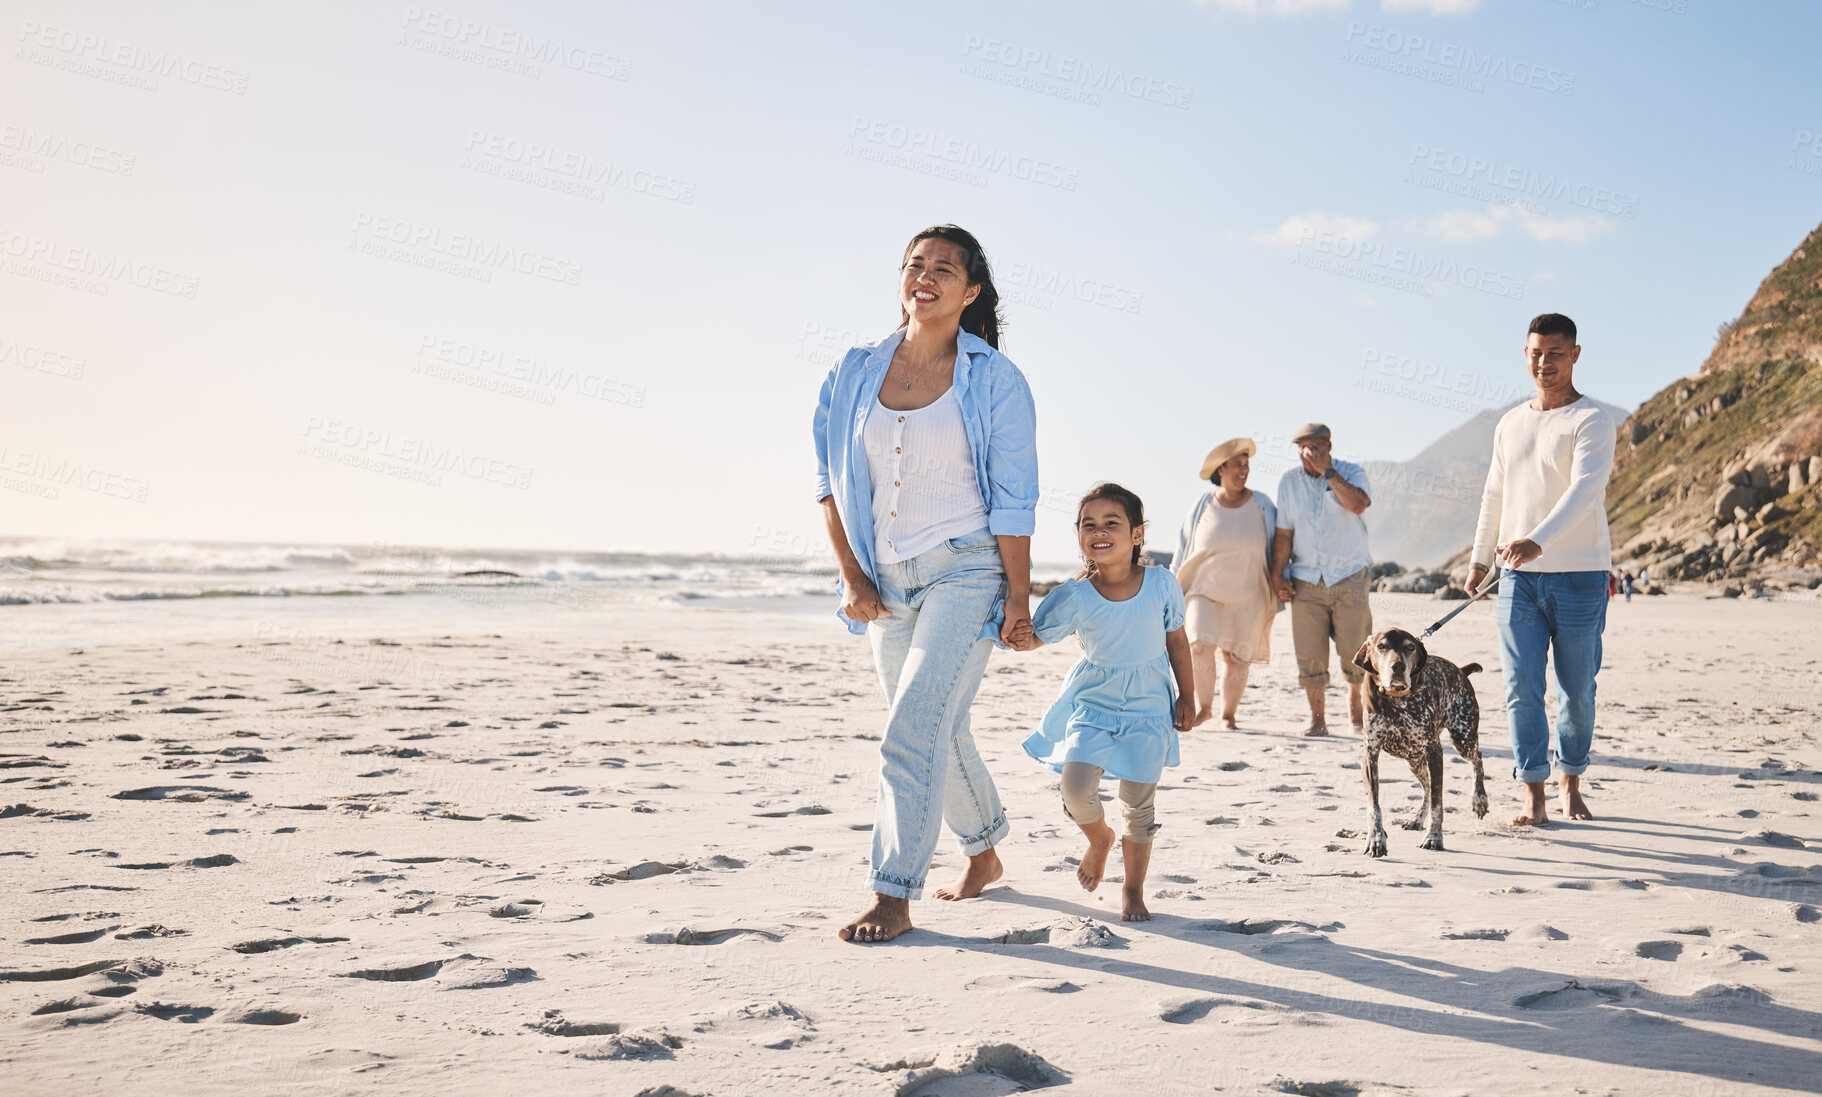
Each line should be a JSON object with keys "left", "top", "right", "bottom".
{"left": 1014, "top": 482, "right": 1194, "bottom": 922}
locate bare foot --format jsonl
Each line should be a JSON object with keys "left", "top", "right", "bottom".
{"left": 934, "top": 846, "right": 1003, "bottom": 900}
{"left": 1511, "top": 781, "right": 1550, "bottom": 827}
{"left": 1561, "top": 774, "right": 1594, "bottom": 821}
{"left": 1221, "top": 714, "right": 1239, "bottom": 731}
{"left": 1303, "top": 719, "right": 1329, "bottom": 737}
{"left": 1076, "top": 822, "right": 1116, "bottom": 892}
{"left": 1119, "top": 837, "right": 1152, "bottom": 921}
{"left": 837, "top": 893, "right": 912, "bottom": 943}
{"left": 1191, "top": 707, "right": 1213, "bottom": 729}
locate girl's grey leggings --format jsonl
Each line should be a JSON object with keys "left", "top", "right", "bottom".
{"left": 1059, "top": 761, "right": 1158, "bottom": 844}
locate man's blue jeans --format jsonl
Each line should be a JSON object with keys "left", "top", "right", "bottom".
{"left": 865, "top": 527, "right": 1011, "bottom": 900}
{"left": 1495, "top": 570, "right": 1608, "bottom": 783}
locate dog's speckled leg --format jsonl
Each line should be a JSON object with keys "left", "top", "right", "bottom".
{"left": 1363, "top": 738, "right": 1388, "bottom": 858}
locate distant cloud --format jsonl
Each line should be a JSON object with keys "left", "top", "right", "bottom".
{"left": 1193, "top": 0, "right": 1477, "bottom": 13}
{"left": 1256, "top": 212, "right": 1381, "bottom": 247}
{"left": 1403, "top": 205, "right": 1615, "bottom": 245}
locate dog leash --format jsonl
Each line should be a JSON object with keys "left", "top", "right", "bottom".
{"left": 1418, "top": 567, "right": 1507, "bottom": 640}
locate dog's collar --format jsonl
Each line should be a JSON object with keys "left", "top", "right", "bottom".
{"left": 1378, "top": 685, "right": 1412, "bottom": 697}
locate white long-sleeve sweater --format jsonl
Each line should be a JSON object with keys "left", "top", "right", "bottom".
{"left": 1470, "top": 396, "right": 1616, "bottom": 574}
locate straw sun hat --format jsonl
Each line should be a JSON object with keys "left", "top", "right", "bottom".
{"left": 1198, "top": 437, "right": 1256, "bottom": 482}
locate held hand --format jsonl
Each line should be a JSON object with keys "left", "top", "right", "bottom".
{"left": 1002, "top": 615, "right": 1037, "bottom": 651}
{"left": 1496, "top": 539, "right": 1542, "bottom": 569}
{"left": 1000, "top": 598, "right": 1032, "bottom": 648}
{"left": 840, "top": 574, "right": 891, "bottom": 624}
{"left": 1174, "top": 695, "right": 1196, "bottom": 732}
{"left": 1465, "top": 565, "right": 1487, "bottom": 598}
{"left": 1275, "top": 579, "right": 1295, "bottom": 603}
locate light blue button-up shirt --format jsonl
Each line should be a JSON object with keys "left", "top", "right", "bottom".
{"left": 1275, "top": 458, "right": 1373, "bottom": 585}
{"left": 813, "top": 329, "right": 1039, "bottom": 634}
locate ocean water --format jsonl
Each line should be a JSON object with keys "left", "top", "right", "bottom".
{"left": 0, "top": 537, "right": 1079, "bottom": 650}
{"left": 0, "top": 537, "right": 849, "bottom": 606}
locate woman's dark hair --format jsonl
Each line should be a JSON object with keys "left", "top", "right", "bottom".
{"left": 899, "top": 224, "right": 1004, "bottom": 349}
{"left": 1075, "top": 481, "right": 1146, "bottom": 580}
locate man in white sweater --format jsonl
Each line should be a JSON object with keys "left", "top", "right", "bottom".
{"left": 1467, "top": 313, "right": 1615, "bottom": 827}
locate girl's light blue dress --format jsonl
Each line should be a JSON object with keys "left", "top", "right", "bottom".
{"left": 1021, "top": 566, "right": 1186, "bottom": 784}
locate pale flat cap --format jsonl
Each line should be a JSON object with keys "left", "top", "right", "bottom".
{"left": 1291, "top": 422, "right": 1332, "bottom": 443}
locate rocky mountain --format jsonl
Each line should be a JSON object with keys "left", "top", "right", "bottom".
{"left": 1362, "top": 396, "right": 1629, "bottom": 569}
{"left": 1607, "top": 220, "right": 1822, "bottom": 587}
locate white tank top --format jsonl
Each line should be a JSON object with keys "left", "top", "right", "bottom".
{"left": 863, "top": 388, "right": 989, "bottom": 565}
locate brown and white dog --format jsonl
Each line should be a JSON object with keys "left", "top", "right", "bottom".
{"left": 1352, "top": 628, "right": 1488, "bottom": 858}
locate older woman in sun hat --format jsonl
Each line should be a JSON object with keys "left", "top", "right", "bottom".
{"left": 1172, "top": 437, "right": 1281, "bottom": 730}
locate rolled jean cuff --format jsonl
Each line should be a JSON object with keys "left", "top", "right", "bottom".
{"left": 1512, "top": 763, "right": 1554, "bottom": 784}
{"left": 1554, "top": 757, "right": 1589, "bottom": 777}
{"left": 866, "top": 869, "right": 924, "bottom": 902}
{"left": 955, "top": 813, "right": 1009, "bottom": 858}
{"left": 1298, "top": 670, "right": 1331, "bottom": 689}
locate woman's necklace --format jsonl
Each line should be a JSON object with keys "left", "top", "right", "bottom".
{"left": 898, "top": 354, "right": 941, "bottom": 391}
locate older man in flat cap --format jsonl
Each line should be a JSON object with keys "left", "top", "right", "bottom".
{"left": 1270, "top": 423, "right": 1374, "bottom": 736}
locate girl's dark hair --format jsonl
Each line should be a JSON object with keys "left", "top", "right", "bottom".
{"left": 1075, "top": 481, "right": 1146, "bottom": 580}
{"left": 899, "top": 224, "right": 1004, "bottom": 349}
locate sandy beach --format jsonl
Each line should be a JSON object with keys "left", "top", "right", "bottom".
{"left": 2, "top": 591, "right": 1819, "bottom": 1096}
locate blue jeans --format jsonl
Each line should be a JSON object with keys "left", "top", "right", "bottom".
{"left": 866, "top": 526, "right": 1011, "bottom": 900}
{"left": 1495, "top": 570, "right": 1608, "bottom": 783}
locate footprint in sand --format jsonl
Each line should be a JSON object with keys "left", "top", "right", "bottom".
{"left": 573, "top": 1030, "right": 686, "bottom": 1061}
{"left": 136, "top": 1002, "right": 215, "bottom": 1023}
{"left": 112, "top": 854, "right": 238, "bottom": 871}
{"left": 230, "top": 935, "right": 350, "bottom": 954}
{"left": 530, "top": 1011, "right": 621, "bottom": 1037}
{"left": 1441, "top": 928, "right": 1510, "bottom": 941}
{"left": 871, "top": 1042, "right": 1065, "bottom": 1096}
{"left": 1635, "top": 940, "right": 1684, "bottom": 960}
{"left": 343, "top": 960, "right": 445, "bottom": 982}
{"left": 25, "top": 928, "right": 115, "bottom": 945}
{"left": 963, "top": 973, "right": 1084, "bottom": 994}
{"left": 235, "top": 1009, "right": 303, "bottom": 1025}
{"left": 1, "top": 959, "right": 127, "bottom": 983}
{"left": 592, "top": 861, "right": 685, "bottom": 884}
{"left": 1513, "top": 979, "right": 1636, "bottom": 1011}
{"left": 1158, "top": 995, "right": 1281, "bottom": 1024}
{"left": 990, "top": 919, "right": 1123, "bottom": 949}
{"left": 690, "top": 1000, "right": 815, "bottom": 1050}
{"left": 1187, "top": 918, "right": 1332, "bottom": 936}
{"left": 1273, "top": 1079, "right": 1373, "bottom": 1096}
{"left": 643, "top": 927, "right": 783, "bottom": 946}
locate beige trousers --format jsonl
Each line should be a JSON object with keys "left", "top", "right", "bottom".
{"left": 1290, "top": 568, "right": 1373, "bottom": 688}
{"left": 1059, "top": 761, "right": 1159, "bottom": 844}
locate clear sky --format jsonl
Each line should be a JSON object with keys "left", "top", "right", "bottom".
{"left": 3, "top": 0, "right": 1818, "bottom": 565}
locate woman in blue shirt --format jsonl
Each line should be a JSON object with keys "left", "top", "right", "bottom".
{"left": 812, "top": 225, "right": 1039, "bottom": 943}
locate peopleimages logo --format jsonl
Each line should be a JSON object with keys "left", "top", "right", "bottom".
{"left": 300, "top": 416, "right": 534, "bottom": 490}
{"left": 0, "top": 124, "right": 135, "bottom": 175}
{"left": 0, "top": 228, "right": 200, "bottom": 298}
{"left": 1343, "top": 22, "right": 1575, "bottom": 96}
{"left": 462, "top": 130, "right": 695, "bottom": 204}
{"left": 399, "top": 8, "right": 630, "bottom": 80}
{"left": 846, "top": 117, "right": 1079, "bottom": 191}
{"left": 16, "top": 19, "right": 249, "bottom": 93}
{"left": 1407, "top": 144, "right": 1639, "bottom": 218}
{"left": 1291, "top": 224, "right": 1526, "bottom": 300}
{"left": 350, "top": 212, "right": 583, "bottom": 286}
{"left": 959, "top": 35, "right": 1192, "bottom": 109}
